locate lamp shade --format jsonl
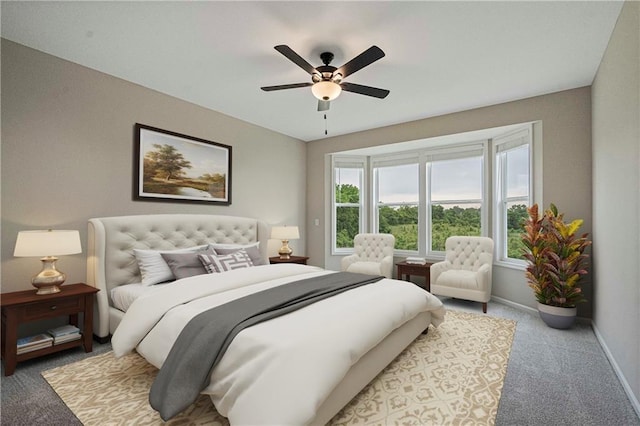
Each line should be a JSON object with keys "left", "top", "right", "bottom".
{"left": 270, "top": 226, "right": 300, "bottom": 240}
{"left": 14, "top": 230, "right": 82, "bottom": 257}
{"left": 311, "top": 81, "right": 342, "bottom": 101}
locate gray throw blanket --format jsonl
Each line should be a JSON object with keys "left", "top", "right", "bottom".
{"left": 149, "top": 271, "right": 384, "bottom": 420}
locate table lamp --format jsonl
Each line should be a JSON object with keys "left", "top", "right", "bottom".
{"left": 14, "top": 229, "right": 82, "bottom": 295}
{"left": 270, "top": 226, "right": 300, "bottom": 260}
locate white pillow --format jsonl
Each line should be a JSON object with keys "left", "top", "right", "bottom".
{"left": 209, "top": 242, "right": 266, "bottom": 266}
{"left": 198, "top": 250, "right": 254, "bottom": 273}
{"left": 134, "top": 245, "right": 209, "bottom": 286}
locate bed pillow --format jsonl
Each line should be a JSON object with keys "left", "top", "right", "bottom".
{"left": 210, "top": 242, "right": 266, "bottom": 266}
{"left": 198, "top": 250, "right": 254, "bottom": 273}
{"left": 134, "top": 245, "right": 209, "bottom": 286}
{"left": 161, "top": 248, "right": 215, "bottom": 280}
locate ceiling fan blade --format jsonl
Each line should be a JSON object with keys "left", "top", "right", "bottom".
{"left": 317, "top": 100, "right": 330, "bottom": 112}
{"left": 274, "top": 45, "right": 318, "bottom": 76}
{"left": 340, "top": 82, "right": 390, "bottom": 99}
{"left": 261, "top": 82, "right": 313, "bottom": 92}
{"left": 336, "top": 46, "right": 385, "bottom": 79}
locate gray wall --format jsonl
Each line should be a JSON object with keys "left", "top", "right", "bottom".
{"left": 306, "top": 87, "right": 593, "bottom": 317}
{"left": 592, "top": 0, "right": 640, "bottom": 412}
{"left": 1, "top": 39, "right": 307, "bottom": 293}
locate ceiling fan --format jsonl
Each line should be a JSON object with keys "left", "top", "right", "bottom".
{"left": 261, "top": 45, "right": 390, "bottom": 111}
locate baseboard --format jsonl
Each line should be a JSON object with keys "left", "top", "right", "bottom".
{"left": 490, "top": 295, "right": 537, "bottom": 314}
{"left": 592, "top": 322, "right": 640, "bottom": 419}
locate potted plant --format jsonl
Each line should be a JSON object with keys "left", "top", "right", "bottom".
{"left": 521, "top": 204, "right": 591, "bottom": 329}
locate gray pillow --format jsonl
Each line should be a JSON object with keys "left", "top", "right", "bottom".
{"left": 161, "top": 248, "right": 216, "bottom": 280}
{"left": 211, "top": 244, "right": 266, "bottom": 266}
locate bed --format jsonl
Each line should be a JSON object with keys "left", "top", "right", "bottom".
{"left": 87, "top": 214, "right": 445, "bottom": 425}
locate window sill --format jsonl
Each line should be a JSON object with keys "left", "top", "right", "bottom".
{"left": 494, "top": 259, "right": 526, "bottom": 271}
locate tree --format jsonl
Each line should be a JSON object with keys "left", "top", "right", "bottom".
{"left": 335, "top": 184, "right": 359, "bottom": 203}
{"left": 335, "top": 184, "right": 361, "bottom": 248}
{"left": 508, "top": 204, "right": 528, "bottom": 231}
{"left": 145, "top": 144, "right": 192, "bottom": 182}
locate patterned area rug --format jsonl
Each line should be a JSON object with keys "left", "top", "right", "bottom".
{"left": 42, "top": 310, "right": 515, "bottom": 425}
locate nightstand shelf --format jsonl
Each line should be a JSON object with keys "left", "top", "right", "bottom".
{"left": 1, "top": 283, "right": 99, "bottom": 376}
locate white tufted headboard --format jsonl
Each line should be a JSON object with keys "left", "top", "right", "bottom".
{"left": 87, "top": 214, "right": 269, "bottom": 339}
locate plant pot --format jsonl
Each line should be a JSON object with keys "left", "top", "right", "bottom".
{"left": 537, "top": 303, "right": 577, "bottom": 329}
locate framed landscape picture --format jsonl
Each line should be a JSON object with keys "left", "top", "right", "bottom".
{"left": 134, "top": 124, "right": 232, "bottom": 205}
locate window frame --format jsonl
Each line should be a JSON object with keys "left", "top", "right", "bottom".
{"left": 371, "top": 156, "right": 421, "bottom": 255}
{"left": 426, "top": 143, "right": 488, "bottom": 257}
{"left": 492, "top": 126, "right": 533, "bottom": 268}
{"left": 331, "top": 156, "right": 366, "bottom": 254}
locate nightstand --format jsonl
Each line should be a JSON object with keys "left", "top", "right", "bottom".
{"left": 269, "top": 256, "right": 309, "bottom": 265}
{"left": 396, "top": 261, "right": 434, "bottom": 291}
{"left": 1, "top": 283, "right": 99, "bottom": 376}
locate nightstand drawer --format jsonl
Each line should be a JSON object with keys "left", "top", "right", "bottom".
{"left": 22, "top": 297, "right": 81, "bottom": 320}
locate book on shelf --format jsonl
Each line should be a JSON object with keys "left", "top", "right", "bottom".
{"left": 405, "top": 257, "right": 427, "bottom": 265}
{"left": 17, "top": 341, "right": 54, "bottom": 354}
{"left": 47, "top": 324, "right": 80, "bottom": 337}
{"left": 17, "top": 333, "right": 53, "bottom": 349}
{"left": 53, "top": 333, "right": 82, "bottom": 345}
{"left": 16, "top": 333, "right": 53, "bottom": 353}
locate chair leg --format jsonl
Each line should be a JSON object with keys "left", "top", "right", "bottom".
{"left": 482, "top": 302, "right": 487, "bottom": 314}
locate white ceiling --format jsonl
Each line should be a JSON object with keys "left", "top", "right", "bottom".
{"left": 1, "top": 1, "right": 623, "bottom": 142}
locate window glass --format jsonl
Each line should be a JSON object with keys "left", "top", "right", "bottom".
{"left": 495, "top": 132, "right": 531, "bottom": 263}
{"left": 334, "top": 166, "right": 362, "bottom": 249}
{"left": 506, "top": 202, "right": 528, "bottom": 259}
{"left": 505, "top": 145, "right": 529, "bottom": 198}
{"left": 375, "top": 163, "right": 419, "bottom": 251}
{"left": 335, "top": 168, "right": 361, "bottom": 203}
{"left": 430, "top": 156, "right": 483, "bottom": 252}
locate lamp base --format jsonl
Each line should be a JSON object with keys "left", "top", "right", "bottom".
{"left": 35, "top": 285, "right": 62, "bottom": 295}
{"left": 278, "top": 240, "right": 293, "bottom": 260}
{"left": 32, "top": 256, "right": 66, "bottom": 295}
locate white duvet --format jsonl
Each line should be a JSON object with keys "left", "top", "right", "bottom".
{"left": 111, "top": 264, "right": 445, "bottom": 425}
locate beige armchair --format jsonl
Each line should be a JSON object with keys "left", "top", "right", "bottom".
{"left": 430, "top": 236, "right": 494, "bottom": 313}
{"left": 341, "top": 233, "right": 395, "bottom": 278}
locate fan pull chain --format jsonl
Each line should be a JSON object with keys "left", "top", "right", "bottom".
{"left": 324, "top": 114, "right": 328, "bottom": 136}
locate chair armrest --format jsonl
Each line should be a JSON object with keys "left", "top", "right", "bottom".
{"left": 341, "top": 254, "right": 360, "bottom": 271}
{"left": 430, "top": 260, "right": 451, "bottom": 285}
{"left": 476, "top": 263, "right": 493, "bottom": 292}
{"left": 380, "top": 255, "right": 394, "bottom": 279}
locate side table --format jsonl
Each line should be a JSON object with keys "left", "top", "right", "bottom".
{"left": 269, "top": 256, "right": 309, "bottom": 265}
{"left": 396, "top": 261, "right": 434, "bottom": 292}
{"left": 1, "top": 283, "right": 99, "bottom": 376}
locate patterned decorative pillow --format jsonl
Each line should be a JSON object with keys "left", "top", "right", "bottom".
{"left": 209, "top": 242, "right": 266, "bottom": 266}
{"left": 198, "top": 250, "right": 254, "bottom": 273}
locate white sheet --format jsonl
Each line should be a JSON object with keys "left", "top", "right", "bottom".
{"left": 110, "top": 282, "right": 163, "bottom": 312}
{"left": 111, "top": 264, "right": 445, "bottom": 425}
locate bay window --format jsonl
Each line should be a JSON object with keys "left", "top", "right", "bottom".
{"left": 330, "top": 122, "right": 535, "bottom": 268}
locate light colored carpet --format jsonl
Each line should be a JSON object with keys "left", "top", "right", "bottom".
{"left": 42, "top": 310, "right": 515, "bottom": 425}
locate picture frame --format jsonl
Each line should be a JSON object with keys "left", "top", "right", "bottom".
{"left": 134, "top": 123, "right": 232, "bottom": 205}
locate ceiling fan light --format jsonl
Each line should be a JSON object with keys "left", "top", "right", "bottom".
{"left": 311, "top": 81, "right": 342, "bottom": 101}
